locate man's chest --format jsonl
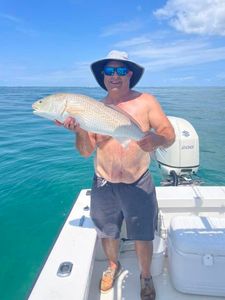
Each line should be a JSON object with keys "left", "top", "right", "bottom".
{"left": 117, "top": 101, "right": 150, "bottom": 132}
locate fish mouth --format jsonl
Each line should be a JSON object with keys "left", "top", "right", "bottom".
{"left": 32, "top": 103, "right": 41, "bottom": 112}
{"left": 32, "top": 103, "right": 37, "bottom": 110}
{"left": 32, "top": 104, "right": 43, "bottom": 116}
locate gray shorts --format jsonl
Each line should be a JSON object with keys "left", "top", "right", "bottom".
{"left": 90, "top": 170, "right": 158, "bottom": 241}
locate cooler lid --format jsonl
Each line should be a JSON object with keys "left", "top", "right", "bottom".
{"left": 169, "top": 215, "right": 225, "bottom": 255}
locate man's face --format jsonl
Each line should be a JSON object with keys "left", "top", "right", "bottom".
{"left": 103, "top": 60, "right": 133, "bottom": 92}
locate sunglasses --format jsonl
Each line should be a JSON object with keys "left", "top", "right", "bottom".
{"left": 103, "top": 66, "right": 129, "bottom": 76}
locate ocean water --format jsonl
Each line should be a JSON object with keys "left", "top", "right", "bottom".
{"left": 0, "top": 86, "right": 225, "bottom": 300}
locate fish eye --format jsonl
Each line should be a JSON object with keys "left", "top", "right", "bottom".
{"left": 39, "top": 100, "right": 42, "bottom": 103}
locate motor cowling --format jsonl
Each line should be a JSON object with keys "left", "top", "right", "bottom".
{"left": 155, "top": 116, "right": 199, "bottom": 177}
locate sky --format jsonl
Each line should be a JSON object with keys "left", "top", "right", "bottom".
{"left": 0, "top": 0, "right": 225, "bottom": 87}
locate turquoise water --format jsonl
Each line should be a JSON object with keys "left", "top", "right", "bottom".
{"left": 0, "top": 86, "right": 225, "bottom": 300}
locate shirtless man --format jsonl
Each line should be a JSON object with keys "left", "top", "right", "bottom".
{"left": 61, "top": 51, "right": 175, "bottom": 300}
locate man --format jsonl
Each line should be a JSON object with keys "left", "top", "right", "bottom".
{"left": 62, "top": 50, "right": 175, "bottom": 300}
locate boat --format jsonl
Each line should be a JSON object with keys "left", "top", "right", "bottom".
{"left": 27, "top": 117, "right": 225, "bottom": 300}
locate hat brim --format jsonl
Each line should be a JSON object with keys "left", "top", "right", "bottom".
{"left": 91, "top": 58, "right": 144, "bottom": 90}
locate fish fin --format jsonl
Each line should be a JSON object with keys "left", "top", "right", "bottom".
{"left": 106, "top": 104, "right": 143, "bottom": 131}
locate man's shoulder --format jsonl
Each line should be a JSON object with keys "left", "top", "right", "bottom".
{"left": 133, "top": 91, "right": 157, "bottom": 102}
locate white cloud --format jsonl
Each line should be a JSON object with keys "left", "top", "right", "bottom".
{"left": 114, "top": 36, "right": 151, "bottom": 48}
{"left": 0, "top": 13, "right": 22, "bottom": 23}
{"left": 154, "top": 0, "right": 225, "bottom": 36}
{"left": 0, "top": 61, "right": 94, "bottom": 86}
{"left": 100, "top": 20, "right": 143, "bottom": 37}
{"left": 120, "top": 38, "right": 225, "bottom": 71}
{"left": 0, "top": 12, "right": 38, "bottom": 37}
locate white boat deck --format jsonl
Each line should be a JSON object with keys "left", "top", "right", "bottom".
{"left": 88, "top": 252, "right": 218, "bottom": 300}
{"left": 28, "top": 186, "right": 225, "bottom": 300}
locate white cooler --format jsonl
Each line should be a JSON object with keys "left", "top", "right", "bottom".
{"left": 168, "top": 215, "right": 225, "bottom": 297}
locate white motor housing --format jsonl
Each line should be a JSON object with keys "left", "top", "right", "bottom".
{"left": 155, "top": 116, "right": 199, "bottom": 176}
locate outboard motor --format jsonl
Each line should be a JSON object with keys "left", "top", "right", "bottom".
{"left": 155, "top": 116, "right": 201, "bottom": 186}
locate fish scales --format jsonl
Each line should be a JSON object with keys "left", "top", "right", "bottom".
{"left": 32, "top": 93, "right": 145, "bottom": 143}
{"left": 67, "top": 100, "right": 138, "bottom": 139}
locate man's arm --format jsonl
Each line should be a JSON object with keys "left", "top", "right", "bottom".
{"left": 55, "top": 117, "right": 96, "bottom": 157}
{"left": 75, "top": 130, "right": 96, "bottom": 157}
{"left": 137, "top": 95, "right": 175, "bottom": 152}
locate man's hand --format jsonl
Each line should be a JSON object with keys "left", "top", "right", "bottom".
{"left": 137, "top": 133, "right": 156, "bottom": 152}
{"left": 55, "top": 117, "right": 83, "bottom": 133}
{"left": 137, "top": 131, "right": 170, "bottom": 152}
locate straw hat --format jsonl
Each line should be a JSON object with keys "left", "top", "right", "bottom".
{"left": 90, "top": 50, "right": 145, "bottom": 90}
